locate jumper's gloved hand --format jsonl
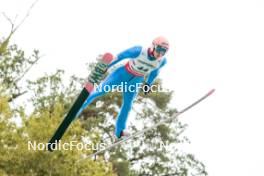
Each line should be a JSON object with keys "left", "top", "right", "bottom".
{"left": 142, "top": 83, "right": 151, "bottom": 95}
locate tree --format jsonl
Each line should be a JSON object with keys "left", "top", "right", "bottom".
{"left": 0, "top": 45, "right": 116, "bottom": 176}
{"left": 0, "top": 44, "right": 40, "bottom": 102}
{"left": 0, "top": 89, "right": 116, "bottom": 176}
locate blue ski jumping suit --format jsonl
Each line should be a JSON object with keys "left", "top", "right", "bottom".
{"left": 78, "top": 45, "right": 167, "bottom": 137}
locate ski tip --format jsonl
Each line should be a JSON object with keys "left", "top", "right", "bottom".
{"left": 102, "top": 53, "right": 114, "bottom": 64}
{"left": 85, "top": 82, "right": 94, "bottom": 92}
{"left": 207, "top": 89, "right": 215, "bottom": 96}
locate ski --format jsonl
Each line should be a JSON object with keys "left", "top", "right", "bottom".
{"left": 86, "top": 89, "right": 215, "bottom": 158}
{"left": 47, "top": 53, "right": 114, "bottom": 151}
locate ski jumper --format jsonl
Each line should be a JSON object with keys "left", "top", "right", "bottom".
{"left": 78, "top": 46, "right": 167, "bottom": 137}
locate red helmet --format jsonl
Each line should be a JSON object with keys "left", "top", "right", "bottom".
{"left": 152, "top": 36, "right": 169, "bottom": 49}
{"left": 151, "top": 36, "right": 169, "bottom": 56}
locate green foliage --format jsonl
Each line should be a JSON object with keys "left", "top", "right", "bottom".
{"left": 0, "top": 44, "right": 116, "bottom": 175}
{"left": 0, "top": 44, "right": 40, "bottom": 102}
{"left": 0, "top": 87, "right": 116, "bottom": 176}
{"left": 0, "top": 34, "right": 12, "bottom": 55}
{"left": 27, "top": 69, "right": 81, "bottom": 113}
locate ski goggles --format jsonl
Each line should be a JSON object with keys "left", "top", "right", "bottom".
{"left": 155, "top": 45, "right": 167, "bottom": 55}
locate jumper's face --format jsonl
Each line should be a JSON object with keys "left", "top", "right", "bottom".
{"left": 153, "top": 45, "right": 167, "bottom": 59}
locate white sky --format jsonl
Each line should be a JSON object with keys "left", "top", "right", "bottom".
{"left": 1, "top": 0, "right": 264, "bottom": 175}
